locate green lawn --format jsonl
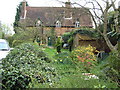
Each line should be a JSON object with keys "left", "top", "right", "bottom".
{"left": 43, "top": 47, "right": 56, "bottom": 60}
{"left": 37, "top": 45, "right": 118, "bottom": 88}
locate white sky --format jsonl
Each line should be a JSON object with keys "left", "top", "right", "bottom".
{"left": 0, "top": 0, "right": 60, "bottom": 25}
{"left": 0, "top": 0, "right": 119, "bottom": 28}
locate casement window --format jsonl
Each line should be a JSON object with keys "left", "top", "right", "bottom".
{"left": 56, "top": 20, "right": 61, "bottom": 27}
{"left": 36, "top": 19, "right": 42, "bottom": 26}
{"left": 75, "top": 21, "right": 80, "bottom": 28}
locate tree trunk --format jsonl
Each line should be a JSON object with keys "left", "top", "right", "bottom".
{"left": 103, "top": 34, "right": 117, "bottom": 51}
{"left": 102, "top": 7, "right": 117, "bottom": 52}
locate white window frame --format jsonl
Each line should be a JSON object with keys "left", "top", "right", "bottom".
{"left": 36, "top": 20, "right": 42, "bottom": 27}
{"left": 75, "top": 21, "right": 80, "bottom": 28}
{"left": 56, "top": 20, "right": 61, "bottom": 27}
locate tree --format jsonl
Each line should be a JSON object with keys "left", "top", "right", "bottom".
{"left": 12, "top": 17, "right": 47, "bottom": 46}
{"left": 13, "top": 1, "right": 28, "bottom": 33}
{"left": 70, "top": 0, "right": 119, "bottom": 52}
{"left": 0, "top": 22, "right": 2, "bottom": 38}
{"left": 69, "top": 0, "right": 120, "bottom": 85}
{"left": 49, "top": 27, "right": 56, "bottom": 46}
{"left": 55, "top": 37, "right": 63, "bottom": 53}
{"left": 0, "top": 24, "right": 13, "bottom": 39}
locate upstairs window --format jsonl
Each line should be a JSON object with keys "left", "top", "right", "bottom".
{"left": 75, "top": 21, "right": 80, "bottom": 28}
{"left": 56, "top": 20, "right": 61, "bottom": 27}
{"left": 36, "top": 18, "right": 42, "bottom": 27}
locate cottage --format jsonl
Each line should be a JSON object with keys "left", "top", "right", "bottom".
{"left": 19, "top": 0, "right": 93, "bottom": 36}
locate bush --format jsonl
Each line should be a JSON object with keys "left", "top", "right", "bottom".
{"left": 107, "top": 51, "right": 120, "bottom": 74}
{"left": 71, "top": 45, "right": 97, "bottom": 72}
{"left": 6, "top": 36, "right": 14, "bottom": 47}
{"left": 2, "top": 43, "right": 58, "bottom": 89}
{"left": 12, "top": 40, "right": 24, "bottom": 47}
{"left": 55, "top": 37, "right": 63, "bottom": 53}
{"left": 101, "top": 51, "right": 120, "bottom": 87}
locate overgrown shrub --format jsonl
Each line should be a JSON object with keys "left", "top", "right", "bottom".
{"left": 12, "top": 40, "right": 25, "bottom": 47}
{"left": 101, "top": 51, "right": 120, "bottom": 87}
{"left": 3, "top": 35, "right": 14, "bottom": 47}
{"left": 2, "top": 43, "right": 58, "bottom": 89}
{"left": 71, "top": 45, "right": 97, "bottom": 72}
{"left": 55, "top": 37, "right": 63, "bottom": 53}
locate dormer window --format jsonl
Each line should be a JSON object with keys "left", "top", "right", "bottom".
{"left": 56, "top": 20, "right": 61, "bottom": 27}
{"left": 36, "top": 19, "right": 42, "bottom": 27}
{"left": 75, "top": 21, "right": 80, "bottom": 28}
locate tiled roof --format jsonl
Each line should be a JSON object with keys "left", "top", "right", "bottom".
{"left": 20, "top": 6, "right": 93, "bottom": 27}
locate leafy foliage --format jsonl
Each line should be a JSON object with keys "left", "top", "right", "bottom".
{"left": 101, "top": 51, "right": 120, "bottom": 86}
{"left": 55, "top": 37, "right": 63, "bottom": 53}
{"left": 1, "top": 43, "right": 118, "bottom": 88}
{"left": 73, "top": 29, "right": 99, "bottom": 38}
{"left": 13, "top": 1, "right": 28, "bottom": 33}
{"left": 71, "top": 45, "right": 97, "bottom": 72}
{"left": 62, "top": 32, "right": 72, "bottom": 43}
{"left": 0, "top": 31, "right": 4, "bottom": 39}
{"left": 12, "top": 27, "right": 42, "bottom": 47}
{"left": 62, "top": 29, "right": 99, "bottom": 45}
{"left": 2, "top": 43, "right": 58, "bottom": 89}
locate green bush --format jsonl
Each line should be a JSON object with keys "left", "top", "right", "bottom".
{"left": 107, "top": 51, "right": 120, "bottom": 74}
{"left": 6, "top": 36, "right": 14, "bottom": 47}
{"left": 2, "top": 43, "right": 58, "bottom": 89}
{"left": 55, "top": 37, "right": 63, "bottom": 53}
{"left": 71, "top": 45, "right": 97, "bottom": 72}
{"left": 12, "top": 40, "right": 24, "bottom": 47}
{"left": 101, "top": 51, "right": 120, "bottom": 86}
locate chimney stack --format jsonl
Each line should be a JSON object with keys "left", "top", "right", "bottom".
{"left": 21, "top": 0, "right": 27, "bottom": 19}
{"left": 65, "top": 0, "right": 71, "bottom": 8}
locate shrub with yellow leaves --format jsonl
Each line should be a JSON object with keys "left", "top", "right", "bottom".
{"left": 72, "top": 45, "right": 97, "bottom": 72}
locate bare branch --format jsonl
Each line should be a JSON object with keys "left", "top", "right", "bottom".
{"left": 93, "top": 0, "right": 104, "bottom": 14}
{"left": 55, "top": 0, "right": 65, "bottom": 4}
{"left": 111, "top": 0, "right": 117, "bottom": 10}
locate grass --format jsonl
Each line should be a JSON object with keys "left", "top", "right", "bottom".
{"left": 30, "top": 44, "right": 118, "bottom": 88}
{"left": 43, "top": 47, "right": 56, "bottom": 60}
{"left": 42, "top": 45, "right": 70, "bottom": 61}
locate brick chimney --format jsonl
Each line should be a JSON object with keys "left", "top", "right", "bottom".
{"left": 64, "top": 0, "right": 72, "bottom": 19}
{"left": 21, "top": 0, "right": 27, "bottom": 19}
{"left": 65, "top": 0, "right": 71, "bottom": 8}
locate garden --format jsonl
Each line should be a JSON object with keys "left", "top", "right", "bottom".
{"left": 0, "top": 0, "right": 120, "bottom": 89}
{"left": 1, "top": 42, "right": 119, "bottom": 89}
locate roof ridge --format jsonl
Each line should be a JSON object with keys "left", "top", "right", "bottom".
{"left": 27, "top": 6, "right": 65, "bottom": 8}
{"left": 27, "top": 6, "right": 84, "bottom": 9}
